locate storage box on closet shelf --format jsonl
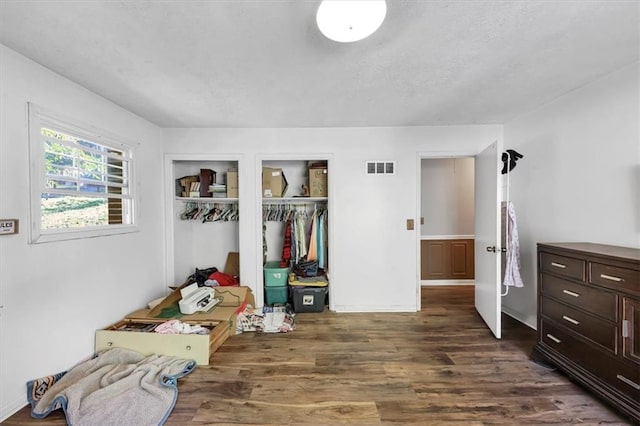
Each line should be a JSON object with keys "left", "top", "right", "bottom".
{"left": 209, "top": 184, "right": 227, "bottom": 198}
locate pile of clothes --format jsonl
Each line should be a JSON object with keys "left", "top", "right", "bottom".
{"left": 236, "top": 304, "right": 295, "bottom": 334}
{"left": 186, "top": 266, "right": 239, "bottom": 287}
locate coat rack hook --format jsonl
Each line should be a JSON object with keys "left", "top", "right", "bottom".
{"left": 501, "top": 149, "right": 524, "bottom": 174}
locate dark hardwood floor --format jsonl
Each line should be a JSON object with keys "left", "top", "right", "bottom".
{"left": 3, "top": 286, "right": 634, "bottom": 425}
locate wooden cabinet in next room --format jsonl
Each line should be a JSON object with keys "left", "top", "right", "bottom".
{"left": 421, "top": 238, "right": 474, "bottom": 280}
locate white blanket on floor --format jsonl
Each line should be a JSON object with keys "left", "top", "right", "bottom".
{"left": 28, "top": 347, "right": 196, "bottom": 426}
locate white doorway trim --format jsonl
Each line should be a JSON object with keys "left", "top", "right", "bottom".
{"left": 415, "top": 150, "right": 478, "bottom": 312}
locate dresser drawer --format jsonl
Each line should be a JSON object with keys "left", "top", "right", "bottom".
{"left": 590, "top": 263, "right": 640, "bottom": 297}
{"left": 95, "top": 320, "right": 230, "bottom": 365}
{"left": 540, "top": 252, "right": 585, "bottom": 281}
{"left": 540, "top": 273, "right": 617, "bottom": 321}
{"left": 541, "top": 296, "right": 617, "bottom": 352}
{"left": 541, "top": 319, "right": 640, "bottom": 400}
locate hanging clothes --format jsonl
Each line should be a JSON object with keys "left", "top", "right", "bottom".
{"left": 262, "top": 223, "right": 268, "bottom": 265}
{"left": 316, "top": 210, "right": 326, "bottom": 270}
{"left": 307, "top": 210, "right": 318, "bottom": 261}
{"left": 503, "top": 201, "right": 524, "bottom": 288}
{"left": 280, "top": 219, "right": 292, "bottom": 267}
{"left": 295, "top": 211, "right": 307, "bottom": 262}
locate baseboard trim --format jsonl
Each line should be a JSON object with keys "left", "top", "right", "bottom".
{"left": 421, "top": 280, "right": 474, "bottom": 286}
{"left": 1, "top": 399, "right": 27, "bottom": 423}
{"left": 332, "top": 304, "right": 417, "bottom": 313}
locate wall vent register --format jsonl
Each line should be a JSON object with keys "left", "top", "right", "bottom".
{"left": 366, "top": 161, "right": 395, "bottom": 175}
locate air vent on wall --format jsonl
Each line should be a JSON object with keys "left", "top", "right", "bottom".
{"left": 366, "top": 161, "right": 395, "bottom": 175}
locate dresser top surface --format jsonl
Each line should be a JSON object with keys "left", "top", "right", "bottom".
{"left": 538, "top": 242, "right": 640, "bottom": 263}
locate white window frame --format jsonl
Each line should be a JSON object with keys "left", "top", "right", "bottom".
{"left": 28, "top": 103, "right": 139, "bottom": 244}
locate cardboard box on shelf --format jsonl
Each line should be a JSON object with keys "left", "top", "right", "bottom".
{"left": 308, "top": 164, "right": 328, "bottom": 197}
{"left": 226, "top": 169, "right": 239, "bottom": 198}
{"left": 224, "top": 252, "right": 240, "bottom": 279}
{"left": 262, "top": 167, "right": 288, "bottom": 198}
{"left": 176, "top": 175, "right": 199, "bottom": 197}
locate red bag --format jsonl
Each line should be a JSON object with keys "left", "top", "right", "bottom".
{"left": 207, "top": 271, "right": 239, "bottom": 286}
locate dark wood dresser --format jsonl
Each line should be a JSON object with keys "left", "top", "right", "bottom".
{"left": 532, "top": 242, "right": 640, "bottom": 423}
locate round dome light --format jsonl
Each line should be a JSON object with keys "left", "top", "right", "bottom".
{"left": 316, "top": 0, "right": 387, "bottom": 43}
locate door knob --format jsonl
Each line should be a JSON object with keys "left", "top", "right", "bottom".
{"left": 486, "top": 246, "right": 497, "bottom": 252}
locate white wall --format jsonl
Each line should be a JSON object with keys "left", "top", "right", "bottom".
{"left": 502, "top": 63, "right": 640, "bottom": 328}
{"left": 421, "top": 157, "right": 475, "bottom": 236}
{"left": 0, "top": 45, "right": 165, "bottom": 420}
{"left": 163, "top": 126, "right": 502, "bottom": 313}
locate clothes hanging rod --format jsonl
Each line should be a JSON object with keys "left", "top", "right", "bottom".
{"left": 262, "top": 197, "right": 327, "bottom": 204}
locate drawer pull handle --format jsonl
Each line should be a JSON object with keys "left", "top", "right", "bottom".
{"left": 600, "top": 273, "right": 623, "bottom": 283}
{"left": 562, "top": 315, "right": 580, "bottom": 325}
{"left": 186, "top": 345, "right": 192, "bottom": 351}
{"left": 551, "top": 262, "right": 567, "bottom": 269}
{"left": 562, "top": 289, "right": 580, "bottom": 297}
{"left": 107, "top": 342, "right": 113, "bottom": 347}
{"left": 616, "top": 374, "right": 640, "bottom": 390}
{"left": 546, "top": 334, "right": 561, "bottom": 344}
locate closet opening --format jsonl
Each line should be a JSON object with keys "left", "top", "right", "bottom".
{"left": 419, "top": 157, "right": 476, "bottom": 303}
{"left": 165, "top": 156, "right": 241, "bottom": 289}
{"left": 258, "top": 158, "right": 330, "bottom": 311}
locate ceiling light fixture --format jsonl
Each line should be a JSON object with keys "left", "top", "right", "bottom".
{"left": 316, "top": 0, "right": 387, "bottom": 43}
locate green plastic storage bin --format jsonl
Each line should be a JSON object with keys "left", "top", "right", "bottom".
{"left": 265, "top": 285, "right": 289, "bottom": 305}
{"left": 264, "top": 261, "right": 288, "bottom": 287}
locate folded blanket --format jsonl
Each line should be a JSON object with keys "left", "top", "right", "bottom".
{"left": 27, "top": 347, "right": 196, "bottom": 426}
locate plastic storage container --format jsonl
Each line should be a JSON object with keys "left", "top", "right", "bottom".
{"left": 264, "top": 261, "right": 289, "bottom": 287}
{"left": 290, "top": 286, "right": 328, "bottom": 313}
{"left": 265, "top": 285, "right": 289, "bottom": 305}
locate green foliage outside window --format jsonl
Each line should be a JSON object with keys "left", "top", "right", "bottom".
{"left": 40, "top": 128, "right": 122, "bottom": 228}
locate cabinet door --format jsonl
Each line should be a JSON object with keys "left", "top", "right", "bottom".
{"left": 622, "top": 297, "right": 640, "bottom": 367}
{"left": 451, "top": 239, "right": 474, "bottom": 279}
{"left": 421, "top": 239, "right": 475, "bottom": 280}
{"left": 421, "top": 240, "right": 449, "bottom": 279}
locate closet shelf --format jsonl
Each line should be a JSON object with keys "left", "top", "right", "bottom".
{"left": 176, "top": 197, "right": 239, "bottom": 202}
{"left": 262, "top": 197, "right": 327, "bottom": 204}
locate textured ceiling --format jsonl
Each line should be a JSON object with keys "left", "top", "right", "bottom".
{"left": 0, "top": 0, "right": 638, "bottom": 128}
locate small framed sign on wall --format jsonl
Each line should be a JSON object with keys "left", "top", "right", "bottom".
{"left": 0, "top": 219, "right": 19, "bottom": 235}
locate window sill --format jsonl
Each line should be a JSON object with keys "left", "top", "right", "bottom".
{"left": 30, "top": 225, "right": 139, "bottom": 244}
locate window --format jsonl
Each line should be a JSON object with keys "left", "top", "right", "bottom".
{"left": 28, "top": 104, "right": 138, "bottom": 243}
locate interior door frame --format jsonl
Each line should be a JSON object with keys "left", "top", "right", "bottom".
{"left": 415, "top": 150, "right": 478, "bottom": 312}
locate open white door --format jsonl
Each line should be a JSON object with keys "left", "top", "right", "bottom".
{"left": 474, "top": 141, "right": 502, "bottom": 338}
